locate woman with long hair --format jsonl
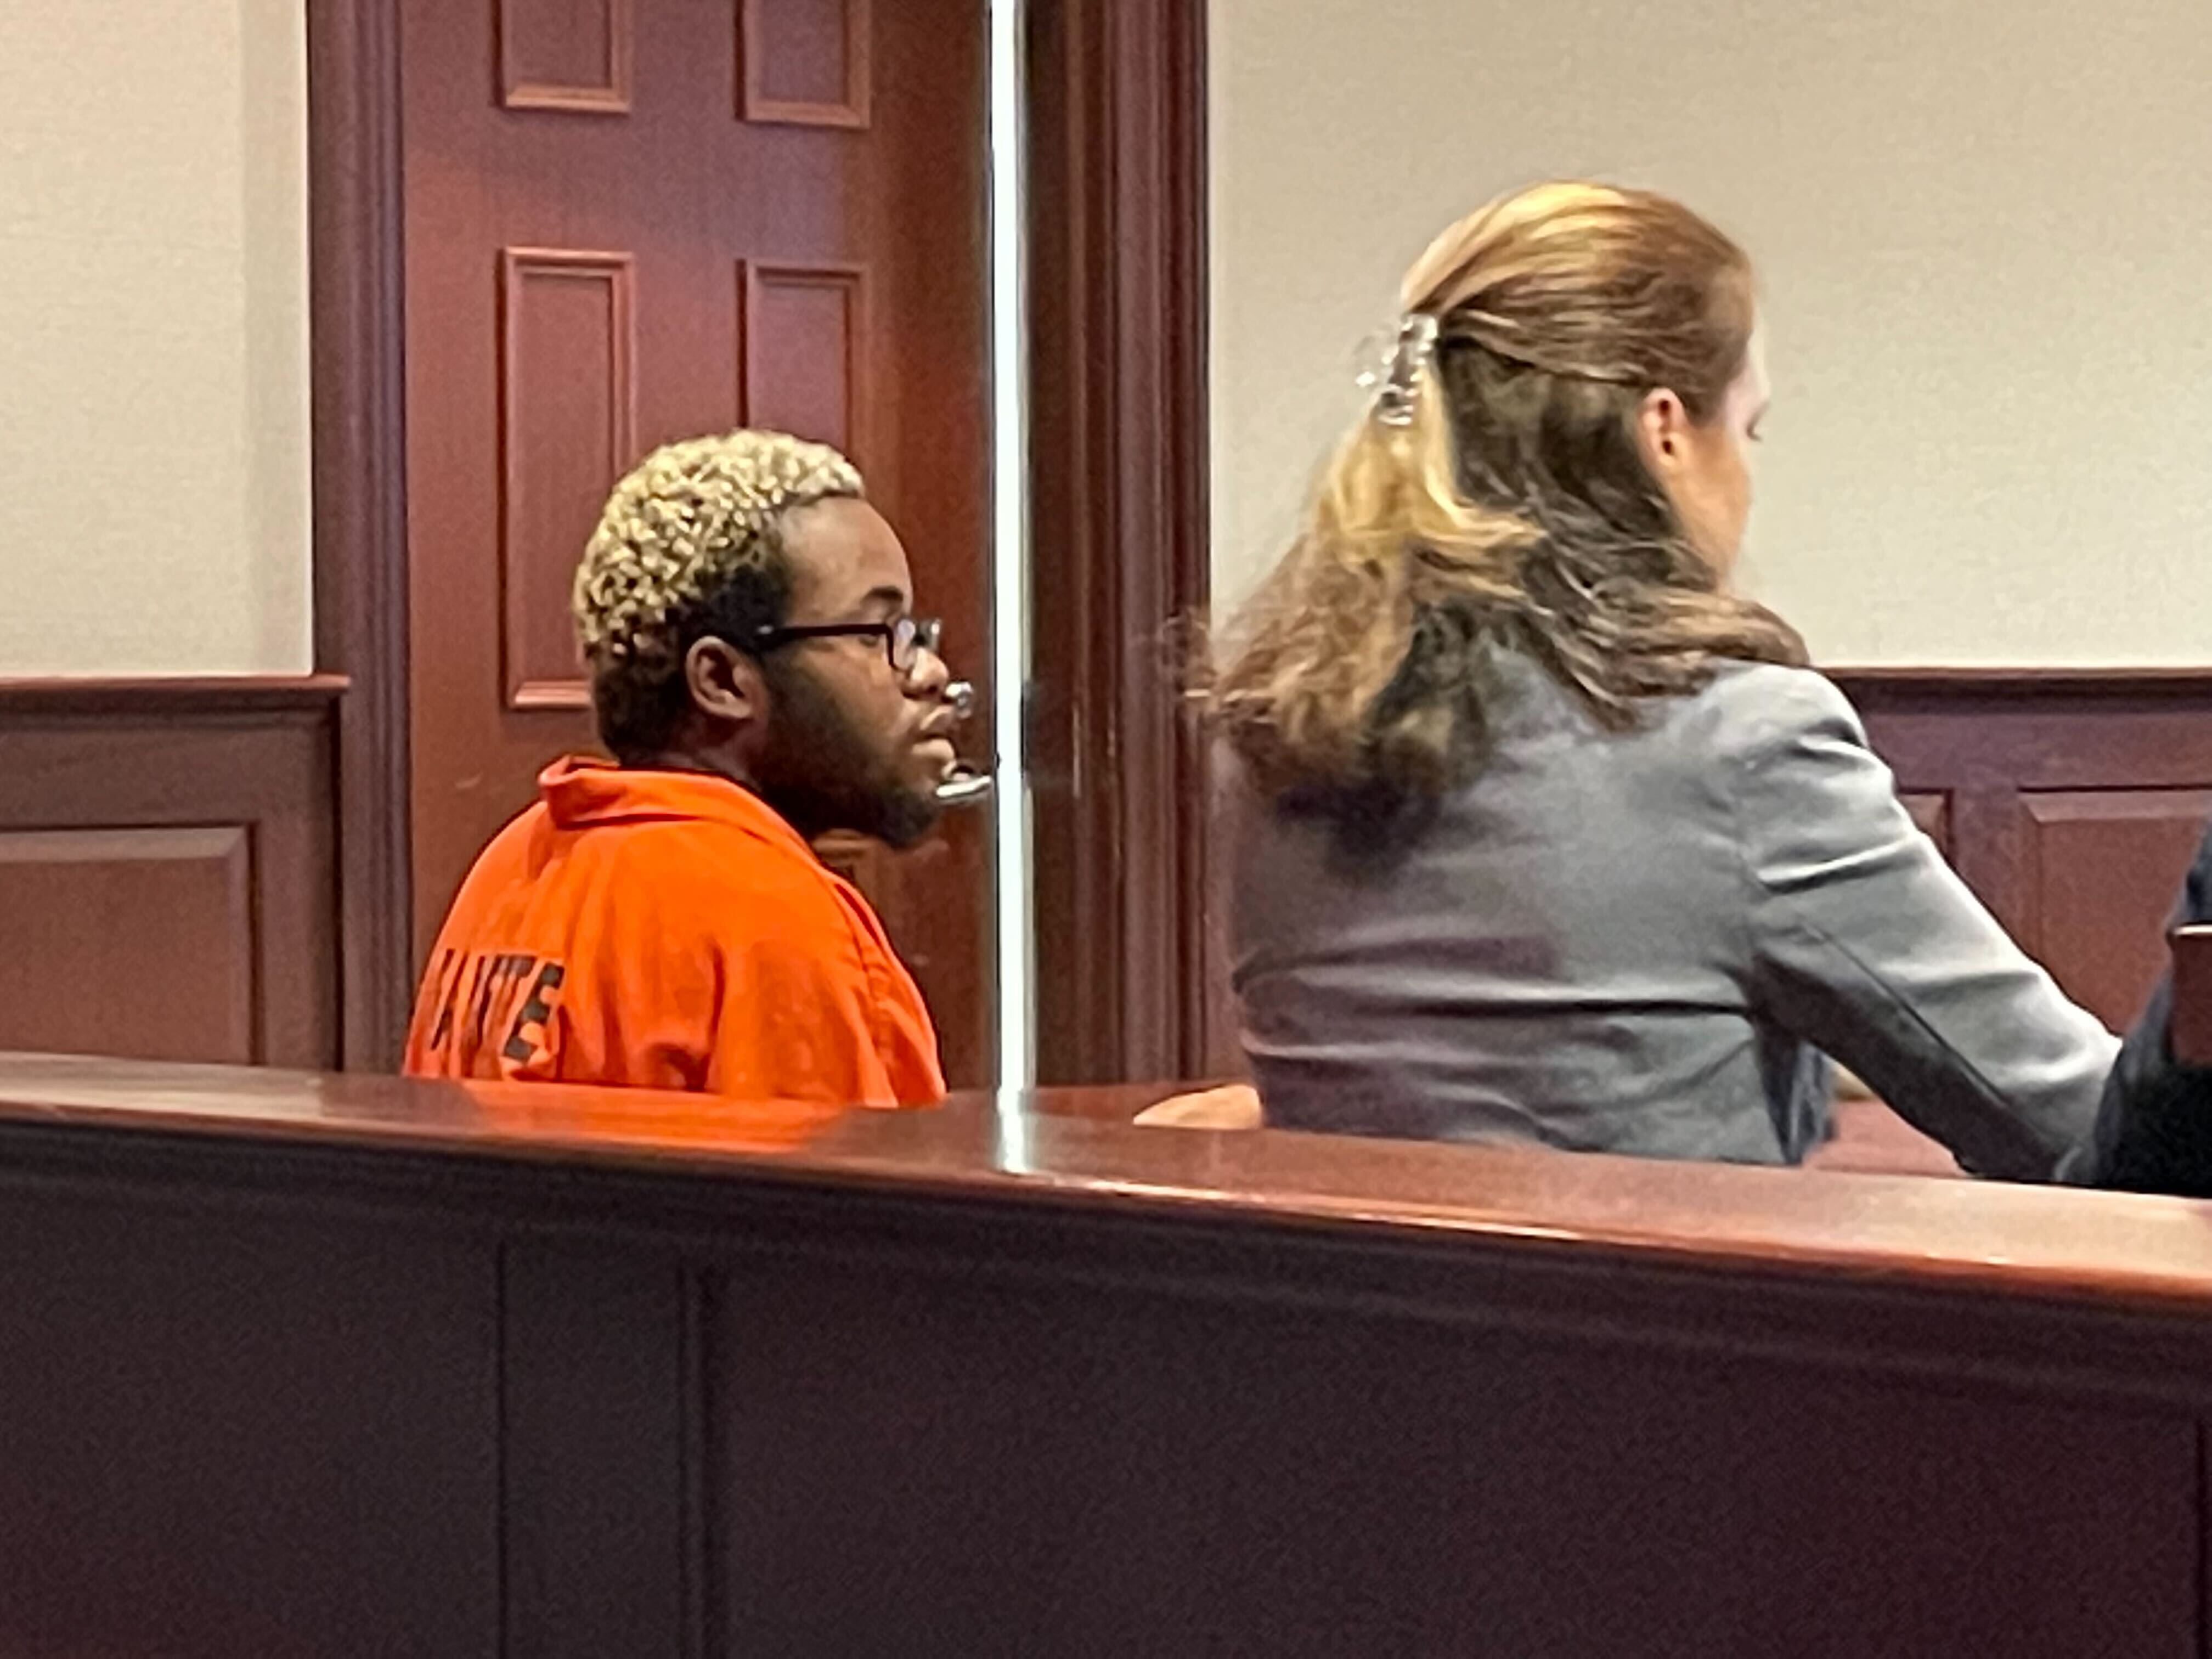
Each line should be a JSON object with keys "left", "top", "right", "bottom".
{"left": 1209, "top": 182, "right": 2115, "bottom": 1178}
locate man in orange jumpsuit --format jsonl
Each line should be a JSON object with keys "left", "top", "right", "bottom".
{"left": 404, "top": 430, "right": 957, "bottom": 1106}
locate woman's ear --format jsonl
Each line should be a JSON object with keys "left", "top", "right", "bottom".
{"left": 683, "top": 636, "right": 765, "bottom": 728}
{"left": 1636, "top": 386, "right": 1693, "bottom": 479}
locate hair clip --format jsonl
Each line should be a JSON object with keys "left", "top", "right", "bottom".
{"left": 1367, "top": 313, "right": 1440, "bottom": 427}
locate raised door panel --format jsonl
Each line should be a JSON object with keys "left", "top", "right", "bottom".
{"left": 500, "top": 248, "right": 637, "bottom": 709}
{"left": 500, "top": 0, "right": 635, "bottom": 111}
{"left": 740, "top": 0, "right": 872, "bottom": 127}
{"left": 739, "top": 261, "right": 869, "bottom": 461}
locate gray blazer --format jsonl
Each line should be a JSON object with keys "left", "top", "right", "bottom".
{"left": 1228, "top": 655, "right": 2118, "bottom": 1179}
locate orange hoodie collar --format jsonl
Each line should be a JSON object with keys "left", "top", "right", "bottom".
{"left": 537, "top": 757, "right": 815, "bottom": 860}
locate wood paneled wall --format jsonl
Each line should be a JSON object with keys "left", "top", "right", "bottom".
{"left": 0, "top": 2, "right": 410, "bottom": 1074}
{"left": 1201, "top": 672, "right": 2212, "bottom": 1076}
{"left": 0, "top": 681, "right": 343, "bottom": 1068}
{"left": 1841, "top": 670, "right": 2212, "bottom": 1033}
{"left": 2, "top": 670, "right": 2200, "bottom": 1085}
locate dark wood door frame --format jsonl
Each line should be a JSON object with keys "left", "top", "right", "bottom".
{"left": 307, "top": 0, "right": 413, "bottom": 1068}
{"left": 1026, "top": 0, "right": 1214, "bottom": 1085}
{"left": 306, "top": 0, "right": 1215, "bottom": 1082}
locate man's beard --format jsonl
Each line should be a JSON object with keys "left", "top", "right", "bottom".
{"left": 753, "top": 660, "right": 941, "bottom": 849}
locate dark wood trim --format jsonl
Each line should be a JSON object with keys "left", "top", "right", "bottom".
{"left": 14, "top": 1054, "right": 2212, "bottom": 1364}
{"left": 308, "top": 0, "right": 414, "bottom": 1070}
{"left": 1025, "top": 0, "right": 1211, "bottom": 1085}
{"left": 1830, "top": 665, "right": 2212, "bottom": 702}
{"left": 0, "top": 676, "right": 349, "bottom": 718}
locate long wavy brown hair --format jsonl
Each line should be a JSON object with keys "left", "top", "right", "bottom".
{"left": 1210, "top": 182, "right": 1806, "bottom": 810}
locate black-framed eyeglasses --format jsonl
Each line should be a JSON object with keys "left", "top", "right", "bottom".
{"left": 753, "top": 615, "right": 942, "bottom": 675}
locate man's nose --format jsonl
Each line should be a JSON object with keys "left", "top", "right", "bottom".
{"left": 907, "top": 641, "right": 952, "bottom": 698}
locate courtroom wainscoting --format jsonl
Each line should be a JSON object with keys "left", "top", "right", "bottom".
{"left": 1195, "top": 669, "right": 2212, "bottom": 1080}
{"left": 1836, "top": 668, "right": 2212, "bottom": 1032}
{"left": 0, "top": 0, "right": 415, "bottom": 1079}
{"left": 8, "top": 1052, "right": 2212, "bottom": 1657}
{"left": 0, "top": 680, "right": 342, "bottom": 1068}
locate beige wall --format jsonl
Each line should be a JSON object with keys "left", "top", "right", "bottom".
{"left": 0, "top": 0, "right": 311, "bottom": 676}
{"left": 1210, "top": 0, "right": 2212, "bottom": 665}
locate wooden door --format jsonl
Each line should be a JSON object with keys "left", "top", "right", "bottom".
{"left": 402, "top": 0, "right": 995, "bottom": 1082}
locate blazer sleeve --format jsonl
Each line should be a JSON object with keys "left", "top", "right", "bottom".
{"left": 2085, "top": 818, "right": 2212, "bottom": 1193}
{"left": 1721, "top": 669, "right": 2117, "bottom": 1180}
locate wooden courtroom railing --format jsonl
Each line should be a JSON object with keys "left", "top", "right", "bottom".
{"left": 2, "top": 1052, "right": 2211, "bottom": 1657}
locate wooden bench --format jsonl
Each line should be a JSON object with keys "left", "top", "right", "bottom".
{"left": 1, "top": 1051, "right": 2206, "bottom": 1656}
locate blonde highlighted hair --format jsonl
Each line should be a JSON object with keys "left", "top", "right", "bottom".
{"left": 574, "top": 429, "right": 861, "bottom": 670}
{"left": 572, "top": 428, "right": 862, "bottom": 759}
{"left": 1211, "top": 182, "right": 1804, "bottom": 808}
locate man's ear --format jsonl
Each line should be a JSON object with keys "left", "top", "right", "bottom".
{"left": 682, "top": 637, "right": 766, "bottom": 729}
{"left": 1635, "top": 386, "right": 1693, "bottom": 482}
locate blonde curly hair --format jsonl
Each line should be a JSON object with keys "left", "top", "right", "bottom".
{"left": 574, "top": 428, "right": 862, "bottom": 667}
{"left": 572, "top": 429, "right": 863, "bottom": 758}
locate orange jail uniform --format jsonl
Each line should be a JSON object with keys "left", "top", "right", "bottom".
{"left": 403, "top": 758, "right": 945, "bottom": 1106}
